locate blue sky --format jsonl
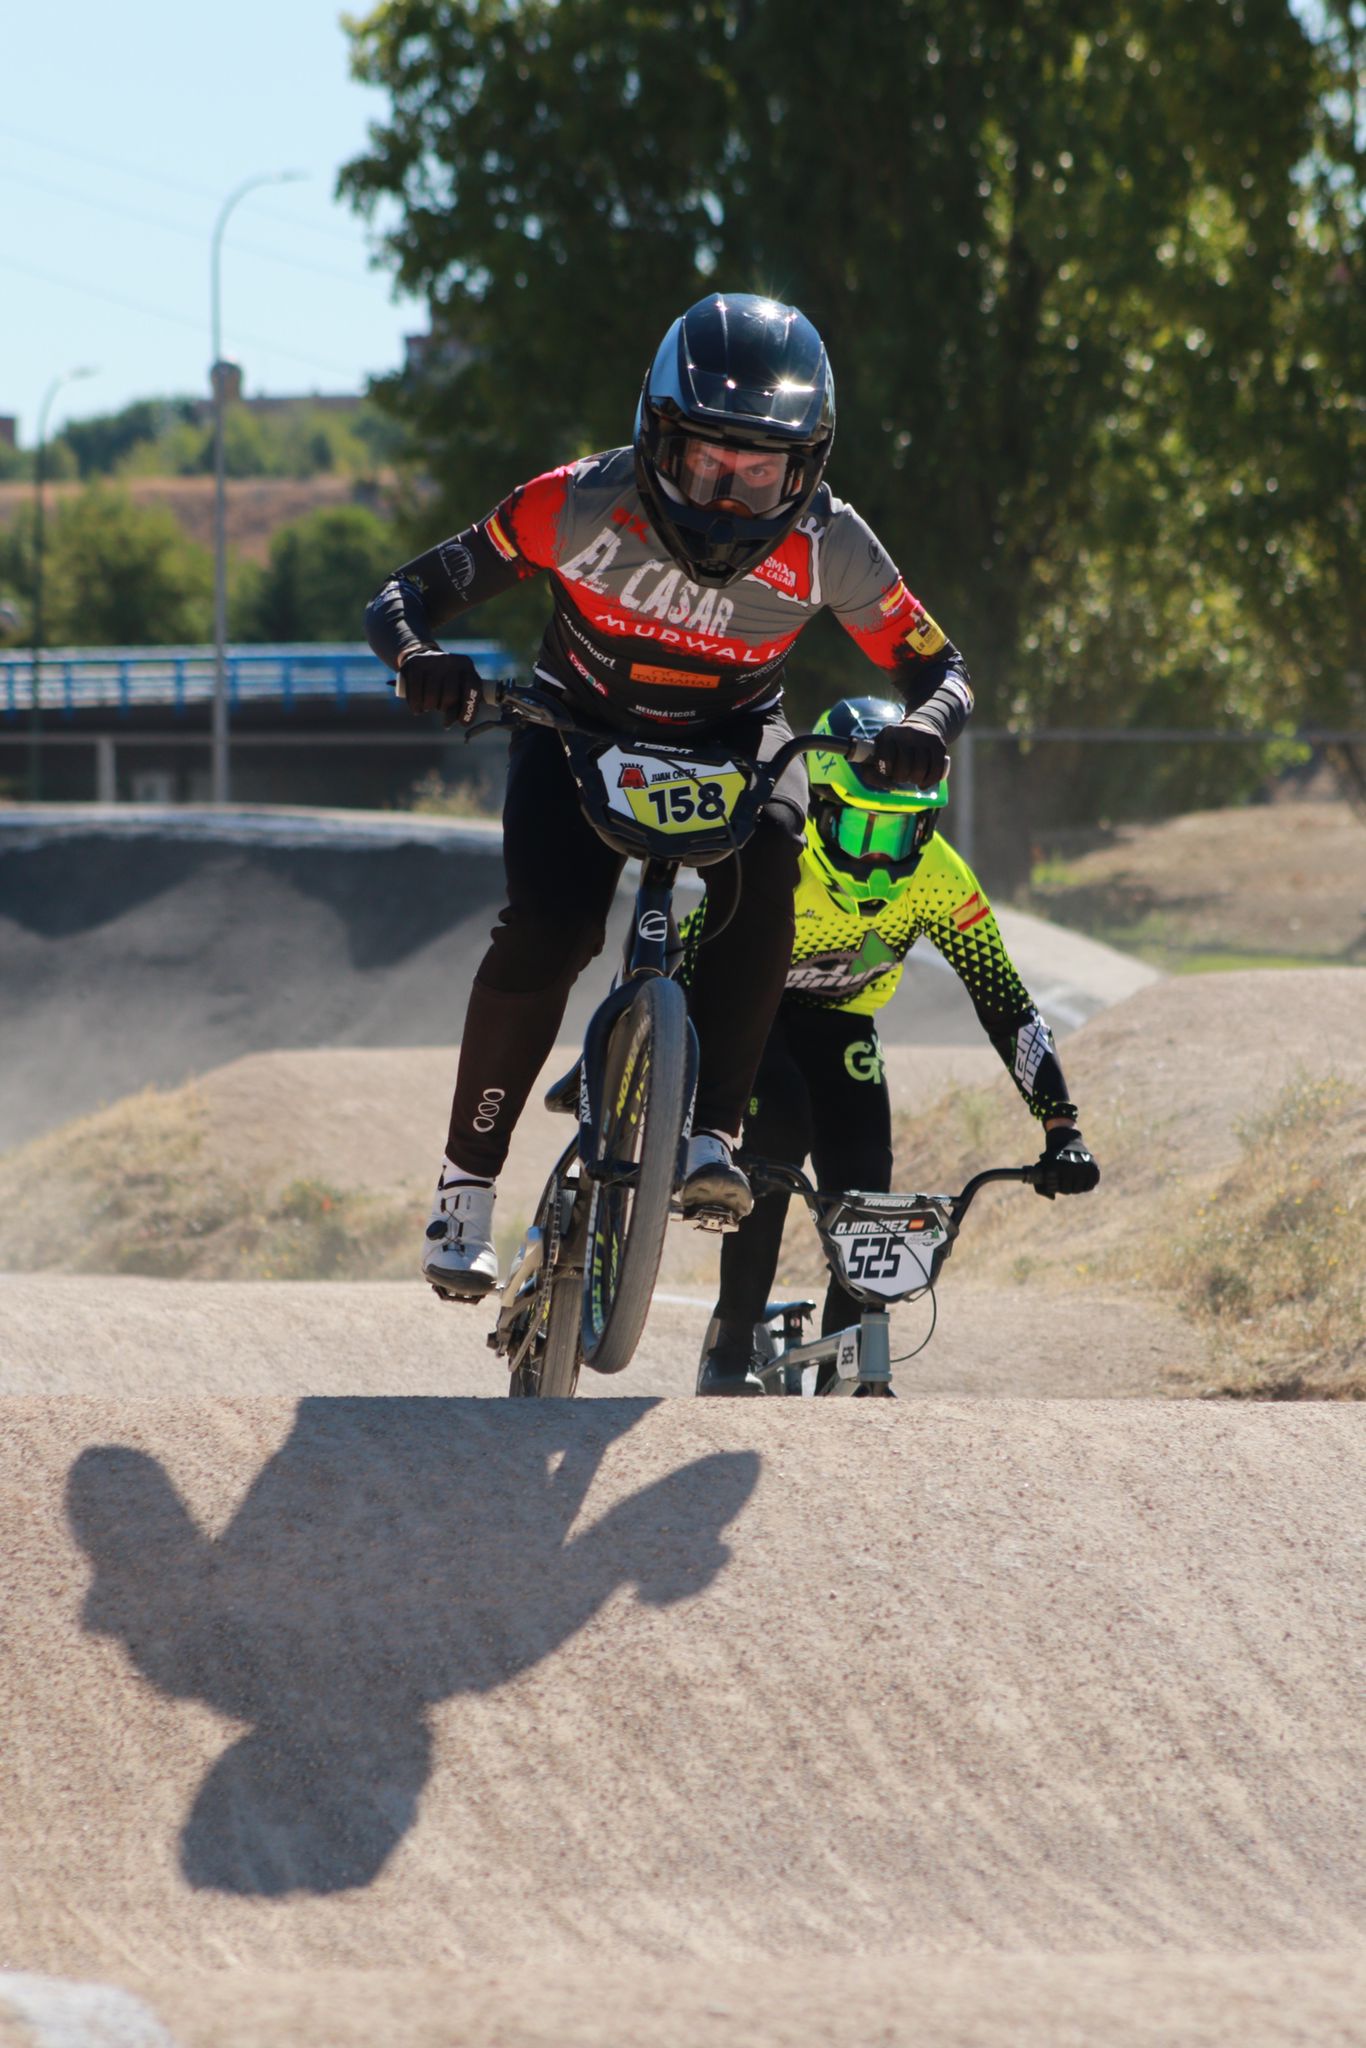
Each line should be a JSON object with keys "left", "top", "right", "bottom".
{"left": 1, "top": 1, "right": 423, "bottom": 444}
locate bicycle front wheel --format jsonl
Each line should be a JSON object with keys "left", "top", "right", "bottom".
{"left": 581, "top": 976, "right": 689, "bottom": 1376}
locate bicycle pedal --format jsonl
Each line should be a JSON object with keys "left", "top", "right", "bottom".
{"left": 429, "top": 1279, "right": 495, "bottom": 1305}
{"left": 688, "top": 1207, "right": 740, "bottom": 1233}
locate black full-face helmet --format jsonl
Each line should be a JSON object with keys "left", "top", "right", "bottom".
{"left": 633, "top": 292, "right": 836, "bottom": 587}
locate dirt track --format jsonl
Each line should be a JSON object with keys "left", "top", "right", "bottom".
{"left": 3, "top": 817, "right": 1364, "bottom": 2043}
{"left": 4, "top": 1397, "right": 1366, "bottom": 2043}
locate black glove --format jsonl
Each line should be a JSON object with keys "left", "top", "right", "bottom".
{"left": 870, "top": 718, "right": 948, "bottom": 791}
{"left": 1034, "top": 1123, "right": 1101, "bottom": 1199}
{"left": 397, "top": 648, "right": 483, "bottom": 726}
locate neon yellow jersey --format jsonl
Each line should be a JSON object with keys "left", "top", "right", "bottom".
{"left": 781, "top": 828, "right": 1030, "bottom": 1019}
{"left": 681, "top": 826, "right": 1077, "bottom": 1121}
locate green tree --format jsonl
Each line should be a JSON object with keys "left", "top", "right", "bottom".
{"left": 340, "top": 1, "right": 1365, "bottom": 873}
{"left": 341, "top": 5, "right": 1316, "bottom": 642}
{"left": 32, "top": 486, "right": 214, "bottom": 645}
{"left": 56, "top": 399, "right": 196, "bottom": 479}
{"left": 236, "top": 504, "right": 400, "bottom": 641}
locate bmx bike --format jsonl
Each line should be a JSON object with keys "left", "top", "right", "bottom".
{"left": 698, "top": 1160, "right": 1044, "bottom": 1397}
{"left": 467, "top": 678, "right": 873, "bottom": 1399}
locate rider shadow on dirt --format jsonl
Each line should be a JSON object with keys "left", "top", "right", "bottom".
{"left": 65, "top": 1398, "right": 758, "bottom": 1899}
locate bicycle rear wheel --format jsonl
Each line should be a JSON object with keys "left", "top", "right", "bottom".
{"left": 581, "top": 976, "right": 689, "bottom": 1376}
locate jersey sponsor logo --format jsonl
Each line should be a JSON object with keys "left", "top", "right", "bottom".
{"left": 559, "top": 526, "right": 623, "bottom": 592}
{"left": 438, "top": 541, "right": 476, "bottom": 591}
{"left": 747, "top": 531, "right": 815, "bottom": 604}
{"left": 610, "top": 505, "right": 653, "bottom": 544}
{"left": 618, "top": 559, "right": 738, "bottom": 635}
{"left": 951, "top": 890, "right": 991, "bottom": 933}
{"left": 903, "top": 604, "right": 948, "bottom": 657}
{"left": 787, "top": 933, "right": 898, "bottom": 999}
{"left": 485, "top": 511, "right": 519, "bottom": 562}
{"left": 630, "top": 661, "right": 719, "bottom": 689}
{"left": 1012, "top": 1015, "right": 1054, "bottom": 1091}
{"left": 843, "top": 1036, "right": 886, "bottom": 1083}
{"left": 552, "top": 514, "right": 805, "bottom": 670}
{"left": 560, "top": 610, "right": 616, "bottom": 669}
{"left": 788, "top": 959, "right": 890, "bottom": 998}
{"left": 568, "top": 580, "right": 794, "bottom": 666}
{"left": 614, "top": 626, "right": 782, "bottom": 665}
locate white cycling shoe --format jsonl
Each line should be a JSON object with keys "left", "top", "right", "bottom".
{"left": 679, "top": 1132, "right": 753, "bottom": 1224}
{"left": 423, "top": 1172, "right": 499, "bottom": 1300}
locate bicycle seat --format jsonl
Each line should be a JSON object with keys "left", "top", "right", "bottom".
{"left": 762, "top": 1298, "right": 816, "bottom": 1325}
{"left": 544, "top": 1059, "right": 581, "bottom": 1115}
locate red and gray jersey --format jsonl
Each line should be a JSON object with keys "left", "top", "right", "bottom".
{"left": 366, "top": 446, "right": 974, "bottom": 740}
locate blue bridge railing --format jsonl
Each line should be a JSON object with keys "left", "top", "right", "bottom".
{"left": 0, "top": 641, "right": 508, "bottom": 718}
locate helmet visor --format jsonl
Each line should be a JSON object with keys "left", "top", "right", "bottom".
{"left": 658, "top": 429, "right": 808, "bottom": 516}
{"left": 829, "top": 805, "right": 928, "bottom": 865}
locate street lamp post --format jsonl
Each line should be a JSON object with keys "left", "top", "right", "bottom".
{"left": 210, "top": 169, "right": 304, "bottom": 805}
{"left": 30, "top": 365, "right": 96, "bottom": 801}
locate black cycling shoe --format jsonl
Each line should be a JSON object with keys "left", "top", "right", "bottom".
{"left": 679, "top": 1133, "right": 753, "bottom": 1225}
{"left": 696, "top": 1320, "right": 765, "bottom": 1397}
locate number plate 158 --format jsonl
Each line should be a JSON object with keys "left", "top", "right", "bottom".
{"left": 624, "top": 771, "right": 744, "bottom": 833}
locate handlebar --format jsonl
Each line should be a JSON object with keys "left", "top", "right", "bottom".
{"left": 475, "top": 675, "right": 877, "bottom": 778}
{"left": 949, "top": 1164, "right": 1040, "bottom": 1226}
{"left": 746, "top": 1158, "right": 1041, "bottom": 1229}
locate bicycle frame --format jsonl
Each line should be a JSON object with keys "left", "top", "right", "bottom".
{"left": 479, "top": 679, "right": 874, "bottom": 1388}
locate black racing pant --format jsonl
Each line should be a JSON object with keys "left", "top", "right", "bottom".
{"left": 447, "top": 716, "right": 806, "bottom": 1179}
{"left": 717, "top": 1003, "right": 893, "bottom": 1337}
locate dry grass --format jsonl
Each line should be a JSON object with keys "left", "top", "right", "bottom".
{"left": 890, "top": 1065, "right": 1366, "bottom": 1400}
{"left": 1023, "top": 802, "right": 1366, "bottom": 971}
{"left": 0, "top": 1086, "right": 412, "bottom": 1281}
{"left": 1162, "top": 1073, "right": 1366, "bottom": 1399}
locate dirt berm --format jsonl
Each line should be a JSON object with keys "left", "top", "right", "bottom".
{"left": 4, "top": 1396, "right": 1366, "bottom": 2044}
{"left": 0, "top": 807, "right": 1154, "bottom": 1148}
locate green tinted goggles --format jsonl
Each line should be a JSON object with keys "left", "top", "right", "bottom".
{"left": 827, "top": 804, "right": 930, "bottom": 864}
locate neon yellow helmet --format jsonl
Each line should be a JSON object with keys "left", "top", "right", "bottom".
{"left": 806, "top": 697, "right": 948, "bottom": 909}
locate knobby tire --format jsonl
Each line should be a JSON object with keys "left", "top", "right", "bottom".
{"left": 580, "top": 977, "right": 688, "bottom": 1376}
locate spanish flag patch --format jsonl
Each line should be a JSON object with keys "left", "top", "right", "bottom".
{"left": 485, "top": 511, "right": 519, "bottom": 562}
{"left": 952, "top": 891, "right": 991, "bottom": 933}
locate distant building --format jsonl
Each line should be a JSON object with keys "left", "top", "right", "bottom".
{"left": 192, "top": 365, "right": 363, "bottom": 422}
{"left": 0, "top": 417, "right": 16, "bottom": 450}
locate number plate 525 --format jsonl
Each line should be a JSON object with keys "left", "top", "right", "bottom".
{"left": 831, "top": 1223, "right": 943, "bottom": 1298}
